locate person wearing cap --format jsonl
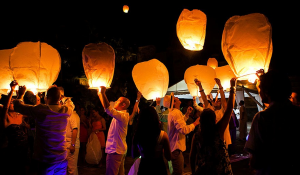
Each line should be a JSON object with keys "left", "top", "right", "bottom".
{"left": 98, "top": 86, "right": 141, "bottom": 175}
{"left": 155, "top": 97, "right": 169, "bottom": 133}
{"left": 165, "top": 93, "right": 200, "bottom": 175}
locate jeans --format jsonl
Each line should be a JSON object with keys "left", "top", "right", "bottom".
{"left": 171, "top": 150, "right": 184, "bottom": 175}
{"left": 106, "top": 152, "right": 126, "bottom": 175}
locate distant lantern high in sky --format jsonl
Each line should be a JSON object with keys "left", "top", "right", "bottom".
{"left": 123, "top": 5, "right": 129, "bottom": 13}
{"left": 176, "top": 9, "right": 207, "bottom": 51}
{"left": 222, "top": 13, "right": 272, "bottom": 83}
{"left": 82, "top": 42, "right": 115, "bottom": 89}
{"left": 132, "top": 59, "right": 169, "bottom": 100}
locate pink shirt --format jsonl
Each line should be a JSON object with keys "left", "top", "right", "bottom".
{"left": 105, "top": 106, "right": 129, "bottom": 154}
{"left": 168, "top": 108, "right": 195, "bottom": 152}
{"left": 13, "top": 99, "right": 74, "bottom": 164}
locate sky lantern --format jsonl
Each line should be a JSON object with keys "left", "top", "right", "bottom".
{"left": 222, "top": 13, "right": 272, "bottom": 83}
{"left": 123, "top": 5, "right": 129, "bottom": 13}
{"left": 176, "top": 9, "right": 207, "bottom": 51}
{"left": 215, "top": 65, "right": 236, "bottom": 91}
{"left": 0, "top": 49, "right": 14, "bottom": 94}
{"left": 9, "top": 42, "right": 61, "bottom": 93}
{"left": 82, "top": 42, "right": 115, "bottom": 89}
{"left": 132, "top": 59, "right": 169, "bottom": 100}
{"left": 207, "top": 58, "right": 218, "bottom": 69}
{"left": 184, "top": 65, "right": 216, "bottom": 96}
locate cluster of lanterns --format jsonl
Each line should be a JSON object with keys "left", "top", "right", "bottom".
{"left": 177, "top": 10, "right": 272, "bottom": 96}
{"left": 0, "top": 8, "right": 273, "bottom": 102}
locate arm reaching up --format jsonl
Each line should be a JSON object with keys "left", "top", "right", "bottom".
{"left": 217, "top": 77, "right": 237, "bottom": 139}
{"left": 1, "top": 81, "right": 18, "bottom": 128}
{"left": 194, "top": 79, "right": 209, "bottom": 108}
{"left": 129, "top": 91, "right": 142, "bottom": 122}
{"left": 215, "top": 78, "right": 227, "bottom": 110}
{"left": 98, "top": 86, "right": 110, "bottom": 110}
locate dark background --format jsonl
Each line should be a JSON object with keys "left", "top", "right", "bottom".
{"left": 0, "top": 1, "right": 298, "bottom": 110}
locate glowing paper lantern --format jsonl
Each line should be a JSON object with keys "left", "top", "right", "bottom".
{"left": 207, "top": 58, "right": 218, "bottom": 69}
{"left": 215, "top": 65, "right": 236, "bottom": 91}
{"left": 176, "top": 9, "right": 207, "bottom": 51}
{"left": 82, "top": 43, "right": 115, "bottom": 89}
{"left": 123, "top": 5, "right": 129, "bottom": 13}
{"left": 132, "top": 59, "right": 169, "bottom": 100}
{"left": 0, "top": 49, "right": 14, "bottom": 94}
{"left": 184, "top": 65, "right": 216, "bottom": 96}
{"left": 9, "top": 42, "right": 61, "bottom": 93}
{"left": 222, "top": 13, "right": 272, "bottom": 82}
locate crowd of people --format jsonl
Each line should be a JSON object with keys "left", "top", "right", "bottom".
{"left": 0, "top": 69, "right": 299, "bottom": 175}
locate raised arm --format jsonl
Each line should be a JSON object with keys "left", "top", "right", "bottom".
{"left": 215, "top": 78, "right": 227, "bottom": 111}
{"left": 214, "top": 90, "right": 219, "bottom": 103}
{"left": 217, "top": 78, "right": 236, "bottom": 138}
{"left": 194, "top": 79, "right": 209, "bottom": 108}
{"left": 1, "top": 81, "right": 18, "bottom": 128}
{"left": 193, "top": 96, "right": 203, "bottom": 112}
{"left": 98, "top": 86, "right": 110, "bottom": 110}
{"left": 129, "top": 91, "right": 142, "bottom": 122}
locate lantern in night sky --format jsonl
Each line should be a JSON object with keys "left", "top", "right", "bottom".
{"left": 176, "top": 9, "right": 207, "bottom": 51}
{"left": 0, "top": 49, "right": 14, "bottom": 94}
{"left": 123, "top": 5, "right": 129, "bottom": 13}
{"left": 82, "top": 42, "right": 115, "bottom": 89}
{"left": 7, "top": 42, "right": 61, "bottom": 94}
{"left": 207, "top": 58, "right": 218, "bottom": 69}
{"left": 222, "top": 13, "right": 272, "bottom": 82}
{"left": 184, "top": 65, "right": 216, "bottom": 96}
{"left": 215, "top": 65, "right": 236, "bottom": 91}
{"left": 132, "top": 59, "right": 169, "bottom": 100}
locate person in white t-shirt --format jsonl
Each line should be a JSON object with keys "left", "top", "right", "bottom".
{"left": 98, "top": 86, "right": 141, "bottom": 175}
{"left": 166, "top": 93, "right": 200, "bottom": 175}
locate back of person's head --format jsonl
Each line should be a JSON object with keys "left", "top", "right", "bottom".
{"left": 46, "top": 86, "right": 61, "bottom": 104}
{"left": 200, "top": 108, "right": 216, "bottom": 129}
{"left": 135, "top": 106, "right": 161, "bottom": 148}
{"left": 259, "top": 70, "right": 292, "bottom": 102}
{"left": 239, "top": 100, "right": 245, "bottom": 105}
{"left": 198, "top": 108, "right": 217, "bottom": 145}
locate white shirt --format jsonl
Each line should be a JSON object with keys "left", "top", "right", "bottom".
{"left": 168, "top": 108, "right": 195, "bottom": 152}
{"left": 66, "top": 111, "right": 80, "bottom": 149}
{"left": 13, "top": 99, "right": 74, "bottom": 164}
{"left": 105, "top": 106, "right": 129, "bottom": 154}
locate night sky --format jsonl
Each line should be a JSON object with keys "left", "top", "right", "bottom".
{"left": 0, "top": 2, "right": 299, "bottom": 87}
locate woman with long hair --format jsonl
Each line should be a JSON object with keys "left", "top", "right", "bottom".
{"left": 190, "top": 77, "right": 236, "bottom": 175}
{"left": 132, "top": 106, "right": 171, "bottom": 175}
{"left": 0, "top": 81, "right": 29, "bottom": 175}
